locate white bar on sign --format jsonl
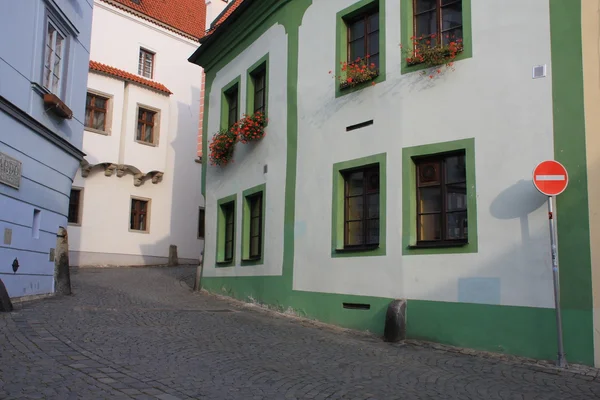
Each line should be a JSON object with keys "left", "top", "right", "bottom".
{"left": 536, "top": 175, "right": 565, "bottom": 181}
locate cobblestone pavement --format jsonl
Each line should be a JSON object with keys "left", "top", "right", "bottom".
{"left": 1, "top": 266, "right": 600, "bottom": 400}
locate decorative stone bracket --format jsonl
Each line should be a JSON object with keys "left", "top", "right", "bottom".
{"left": 79, "top": 160, "right": 164, "bottom": 187}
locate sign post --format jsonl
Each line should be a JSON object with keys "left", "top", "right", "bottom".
{"left": 533, "top": 160, "right": 569, "bottom": 368}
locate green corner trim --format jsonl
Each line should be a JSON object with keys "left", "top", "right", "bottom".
{"left": 549, "top": 0, "right": 593, "bottom": 365}
{"left": 220, "top": 75, "right": 241, "bottom": 130}
{"left": 401, "top": 138, "right": 478, "bottom": 255}
{"left": 246, "top": 53, "right": 270, "bottom": 117}
{"left": 331, "top": 153, "right": 387, "bottom": 258}
{"left": 241, "top": 183, "right": 267, "bottom": 266}
{"left": 216, "top": 193, "right": 237, "bottom": 267}
{"left": 334, "top": 0, "right": 386, "bottom": 98}
{"left": 400, "top": 0, "right": 472, "bottom": 75}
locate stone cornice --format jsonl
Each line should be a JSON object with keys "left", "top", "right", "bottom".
{"left": 80, "top": 160, "right": 164, "bottom": 187}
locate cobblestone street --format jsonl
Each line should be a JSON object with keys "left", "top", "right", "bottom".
{"left": 1, "top": 267, "right": 600, "bottom": 399}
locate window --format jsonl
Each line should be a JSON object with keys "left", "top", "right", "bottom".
{"left": 198, "top": 207, "right": 205, "bottom": 239}
{"left": 342, "top": 165, "right": 380, "bottom": 248}
{"left": 44, "top": 20, "right": 66, "bottom": 96}
{"left": 242, "top": 184, "right": 266, "bottom": 264}
{"left": 401, "top": 138, "right": 477, "bottom": 255}
{"left": 138, "top": 48, "right": 154, "bottom": 79}
{"left": 68, "top": 188, "right": 82, "bottom": 225}
{"left": 251, "top": 68, "right": 266, "bottom": 114}
{"left": 414, "top": 0, "right": 463, "bottom": 45}
{"left": 85, "top": 93, "right": 108, "bottom": 132}
{"left": 216, "top": 194, "right": 236, "bottom": 265}
{"left": 332, "top": 153, "right": 386, "bottom": 257}
{"left": 225, "top": 85, "right": 239, "bottom": 128}
{"left": 415, "top": 152, "right": 467, "bottom": 244}
{"left": 347, "top": 8, "right": 380, "bottom": 68}
{"left": 335, "top": 0, "right": 386, "bottom": 97}
{"left": 222, "top": 202, "right": 235, "bottom": 262}
{"left": 136, "top": 107, "right": 156, "bottom": 144}
{"left": 130, "top": 198, "right": 149, "bottom": 232}
{"left": 247, "top": 193, "right": 263, "bottom": 258}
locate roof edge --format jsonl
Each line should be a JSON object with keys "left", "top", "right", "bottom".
{"left": 89, "top": 61, "right": 173, "bottom": 95}
{"left": 189, "top": 0, "right": 256, "bottom": 65}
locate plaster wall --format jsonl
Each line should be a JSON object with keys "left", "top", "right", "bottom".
{"left": 0, "top": 0, "right": 92, "bottom": 296}
{"left": 291, "top": 0, "right": 556, "bottom": 308}
{"left": 67, "top": 1, "right": 204, "bottom": 265}
{"left": 202, "top": 24, "right": 288, "bottom": 278}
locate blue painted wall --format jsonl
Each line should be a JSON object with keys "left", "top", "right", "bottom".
{"left": 0, "top": 0, "right": 93, "bottom": 297}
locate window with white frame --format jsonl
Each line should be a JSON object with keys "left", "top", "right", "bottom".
{"left": 138, "top": 48, "right": 154, "bottom": 79}
{"left": 44, "top": 20, "right": 66, "bottom": 96}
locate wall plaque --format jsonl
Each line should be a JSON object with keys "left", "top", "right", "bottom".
{"left": 0, "top": 152, "right": 22, "bottom": 189}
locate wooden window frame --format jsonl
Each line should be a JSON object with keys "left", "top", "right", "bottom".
{"left": 225, "top": 85, "right": 239, "bottom": 128}
{"left": 346, "top": 7, "right": 380, "bottom": 69}
{"left": 414, "top": 151, "right": 467, "bottom": 247}
{"left": 198, "top": 207, "right": 205, "bottom": 239}
{"left": 85, "top": 92, "right": 108, "bottom": 132}
{"left": 251, "top": 67, "right": 267, "bottom": 115}
{"left": 43, "top": 19, "right": 67, "bottom": 97}
{"left": 342, "top": 164, "right": 380, "bottom": 250}
{"left": 67, "top": 187, "right": 83, "bottom": 226}
{"left": 413, "top": 0, "right": 463, "bottom": 45}
{"left": 136, "top": 106, "right": 157, "bottom": 145}
{"left": 138, "top": 48, "right": 155, "bottom": 79}
{"left": 129, "top": 197, "right": 150, "bottom": 233}
{"left": 247, "top": 192, "right": 263, "bottom": 260}
{"left": 222, "top": 201, "right": 235, "bottom": 262}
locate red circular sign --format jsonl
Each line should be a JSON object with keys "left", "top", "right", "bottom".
{"left": 533, "top": 160, "right": 569, "bottom": 196}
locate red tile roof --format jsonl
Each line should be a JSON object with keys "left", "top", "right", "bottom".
{"left": 206, "top": 0, "right": 243, "bottom": 35}
{"left": 89, "top": 60, "right": 173, "bottom": 95}
{"left": 100, "top": 0, "right": 206, "bottom": 39}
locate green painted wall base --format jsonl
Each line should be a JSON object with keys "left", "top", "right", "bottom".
{"left": 202, "top": 276, "right": 594, "bottom": 366}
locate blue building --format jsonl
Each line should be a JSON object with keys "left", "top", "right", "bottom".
{"left": 0, "top": 0, "right": 93, "bottom": 298}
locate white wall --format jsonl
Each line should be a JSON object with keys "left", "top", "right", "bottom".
{"left": 206, "top": 0, "right": 230, "bottom": 26}
{"left": 202, "top": 24, "right": 288, "bottom": 277}
{"left": 67, "top": 1, "right": 204, "bottom": 265}
{"left": 292, "top": 0, "right": 555, "bottom": 309}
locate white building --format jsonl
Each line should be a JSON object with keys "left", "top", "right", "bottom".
{"left": 190, "top": 0, "right": 600, "bottom": 367}
{"left": 67, "top": 0, "right": 208, "bottom": 267}
{"left": 0, "top": 0, "right": 93, "bottom": 298}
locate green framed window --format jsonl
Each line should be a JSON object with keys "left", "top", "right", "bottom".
{"left": 400, "top": 0, "right": 472, "bottom": 74}
{"left": 246, "top": 54, "right": 269, "bottom": 116}
{"left": 216, "top": 194, "right": 237, "bottom": 266}
{"left": 335, "top": 0, "right": 386, "bottom": 97}
{"left": 332, "top": 153, "right": 386, "bottom": 257}
{"left": 242, "top": 184, "right": 266, "bottom": 265}
{"left": 220, "top": 76, "right": 241, "bottom": 130}
{"left": 402, "top": 138, "right": 478, "bottom": 255}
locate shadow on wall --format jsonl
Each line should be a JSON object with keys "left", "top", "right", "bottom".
{"left": 410, "top": 174, "right": 595, "bottom": 364}
{"left": 138, "top": 87, "right": 204, "bottom": 267}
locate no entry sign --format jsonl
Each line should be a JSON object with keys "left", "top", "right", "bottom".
{"left": 533, "top": 160, "right": 568, "bottom": 196}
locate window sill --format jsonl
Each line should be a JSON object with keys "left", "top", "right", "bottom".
{"left": 408, "top": 241, "right": 468, "bottom": 249}
{"left": 128, "top": 229, "right": 150, "bottom": 234}
{"left": 43, "top": 93, "right": 73, "bottom": 119}
{"left": 135, "top": 139, "right": 158, "bottom": 147}
{"left": 215, "top": 260, "right": 234, "bottom": 268}
{"left": 85, "top": 127, "right": 110, "bottom": 136}
{"left": 339, "top": 72, "right": 379, "bottom": 91}
{"left": 335, "top": 245, "right": 379, "bottom": 253}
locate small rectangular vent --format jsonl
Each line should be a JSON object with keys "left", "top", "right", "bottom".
{"left": 343, "top": 302, "right": 371, "bottom": 310}
{"left": 346, "top": 120, "right": 374, "bottom": 132}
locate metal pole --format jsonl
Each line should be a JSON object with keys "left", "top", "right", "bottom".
{"left": 548, "top": 196, "right": 567, "bottom": 368}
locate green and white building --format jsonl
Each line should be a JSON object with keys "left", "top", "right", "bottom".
{"left": 189, "top": 0, "right": 600, "bottom": 367}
